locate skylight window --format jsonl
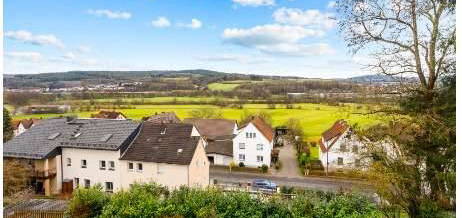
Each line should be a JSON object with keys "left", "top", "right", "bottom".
{"left": 100, "top": 134, "right": 113, "bottom": 142}
{"left": 160, "top": 128, "right": 167, "bottom": 135}
{"left": 73, "top": 132, "right": 82, "bottom": 138}
{"left": 47, "top": 132, "right": 61, "bottom": 140}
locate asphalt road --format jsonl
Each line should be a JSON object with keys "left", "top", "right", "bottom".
{"left": 210, "top": 170, "right": 373, "bottom": 193}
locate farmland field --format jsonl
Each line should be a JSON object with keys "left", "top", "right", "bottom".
{"left": 207, "top": 83, "right": 241, "bottom": 91}
{"left": 12, "top": 103, "right": 388, "bottom": 142}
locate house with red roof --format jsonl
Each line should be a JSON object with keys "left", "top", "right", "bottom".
{"left": 233, "top": 116, "right": 274, "bottom": 167}
{"left": 91, "top": 111, "right": 127, "bottom": 120}
{"left": 319, "top": 120, "right": 365, "bottom": 173}
{"left": 12, "top": 118, "right": 41, "bottom": 136}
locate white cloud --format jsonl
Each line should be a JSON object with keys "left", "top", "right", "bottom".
{"left": 5, "top": 51, "right": 43, "bottom": 62}
{"left": 151, "top": 17, "right": 171, "bottom": 28}
{"left": 327, "top": 1, "right": 337, "bottom": 9}
{"left": 189, "top": 19, "right": 203, "bottom": 29}
{"left": 178, "top": 18, "right": 203, "bottom": 29}
{"left": 87, "top": 9, "right": 131, "bottom": 19}
{"left": 223, "top": 24, "right": 324, "bottom": 46}
{"left": 77, "top": 46, "right": 91, "bottom": 53}
{"left": 222, "top": 24, "right": 334, "bottom": 56}
{"left": 196, "top": 54, "right": 272, "bottom": 64}
{"left": 232, "top": 0, "right": 275, "bottom": 7}
{"left": 257, "top": 43, "right": 335, "bottom": 56}
{"left": 62, "top": 52, "right": 76, "bottom": 60}
{"left": 273, "top": 8, "right": 336, "bottom": 29}
{"left": 5, "top": 30, "right": 65, "bottom": 48}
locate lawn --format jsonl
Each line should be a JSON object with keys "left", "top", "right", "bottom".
{"left": 207, "top": 83, "right": 241, "bottom": 91}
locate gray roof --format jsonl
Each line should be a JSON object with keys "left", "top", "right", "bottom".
{"left": 4, "top": 118, "right": 140, "bottom": 159}
{"left": 206, "top": 139, "right": 233, "bottom": 156}
{"left": 120, "top": 122, "right": 200, "bottom": 165}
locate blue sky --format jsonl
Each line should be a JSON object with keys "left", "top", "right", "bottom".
{"left": 4, "top": 0, "right": 369, "bottom": 78}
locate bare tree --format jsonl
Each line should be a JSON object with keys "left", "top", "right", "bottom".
{"left": 337, "top": 0, "right": 455, "bottom": 99}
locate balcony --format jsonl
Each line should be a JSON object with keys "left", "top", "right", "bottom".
{"left": 34, "top": 168, "right": 57, "bottom": 179}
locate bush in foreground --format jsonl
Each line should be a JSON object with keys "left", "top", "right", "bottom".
{"left": 67, "top": 183, "right": 381, "bottom": 218}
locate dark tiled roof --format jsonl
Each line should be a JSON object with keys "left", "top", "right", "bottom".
{"left": 319, "top": 120, "right": 349, "bottom": 152}
{"left": 240, "top": 117, "right": 274, "bottom": 142}
{"left": 91, "top": 110, "right": 126, "bottom": 119}
{"left": 120, "top": 122, "right": 200, "bottom": 165}
{"left": 183, "top": 118, "right": 236, "bottom": 140}
{"left": 146, "top": 112, "right": 181, "bottom": 124}
{"left": 206, "top": 140, "right": 233, "bottom": 156}
{"left": 4, "top": 118, "right": 139, "bottom": 159}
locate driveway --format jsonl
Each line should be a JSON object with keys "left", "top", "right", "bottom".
{"left": 271, "top": 140, "right": 302, "bottom": 178}
{"left": 210, "top": 170, "right": 373, "bottom": 193}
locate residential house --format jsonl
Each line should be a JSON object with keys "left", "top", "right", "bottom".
{"left": 91, "top": 111, "right": 127, "bottom": 120}
{"left": 318, "top": 120, "right": 365, "bottom": 173}
{"left": 233, "top": 117, "right": 274, "bottom": 167}
{"left": 146, "top": 112, "right": 181, "bottom": 124}
{"left": 4, "top": 118, "right": 210, "bottom": 195}
{"left": 119, "top": 122, "right": 209, "bottom": 189}
{"left": 184, "top": 118, "right": 237, "bottom": 166}
{"left": 12, "top": 118, "right": 40, "bottom": 136}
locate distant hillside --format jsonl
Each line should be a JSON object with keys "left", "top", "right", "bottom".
{"left": 347, "top": 74, "right": 417, "bottom": 83}
{"left": 3, "top": 69, "right": 300, "bottom": 89}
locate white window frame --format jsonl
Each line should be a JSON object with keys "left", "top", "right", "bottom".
{"left": 99, "top": 160, "right": 106, "bottom": 170}
{"left": 74, "top": 178, "right": 79, "bottom": 187}
{"left": 66, "top": 158, "right": 72, "bottom": 167}
{"left": 105, "top": 182, "right": 114, "bottom": 193}
{"left": 256, "top": 144, "right": 263, "bottom": 151}
{"left": 257, "top": 155, "right": 263, "bottom": 162}
{"left": 239, "top": 143, "right": 245, "bottom": 149}
{"left": 137, "top": 163, "right": 143, "bottom": 172}
{"left": 81, "top": 159, "right": 87, "bottom": 168}
{"left": 84, "top": 179, "right": 90, "bottom": 188}
{"left": 109, "top": 161, "right": 115, "bottom": 171}
{"left": 338, "top": 157, "right": 344, "bottom": 165}
{"left": 253, "top": 133, "right": 256, "bottom": 138}
{"left": 239, "top": 154, "right": 245, "bottom": 161}
{"left": 128, "top": 162, "right": 134, "bottom": 171}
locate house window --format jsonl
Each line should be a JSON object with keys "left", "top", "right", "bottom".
{"left": 246, "top": 132, "right": 249, "bottom": 138}
{"left": 128, "top": 162, "right": 134, "bottom": 171}
{"left": 137, "top": 163, "right": 143, "bottom": 171}
{"left": 81, "top": 159, "right": 87, "bottom": 168}
{"left": 337, "top": 157, "right": 344, "bottom": 165}
{"left": 257, "top": 155, "right": 263, "bottom": 162}
{"left": 352, "top": 145, "right": 359, "bottom": 153}
{"left": 239, "top": 154, "right": 245, "bottom": 161}
{"left": 355, "top": 159, "right": 360, "bottom": 167}
{"left": 74, "top": 178, "right": 79, "bottom": 187}
{"left": 105, "top": 182, "right": 114, "bottom": 193}
{"left": 257, "top": 144, "right": 263, "bottom": 151}
{"left": 66, "top": 158, "right": 72, "bottom": 166}
{"left": 99, "top": 160, "right": 106, "bottom": 170}
{"left": 253, "top": 133, "right": 256, "bottom": 138}
{"left": 340, "top": 144, "right": 347, "bottom": 152}
{"left": 109, "top": 161, "right": 115, "bottom": 170}
{"left": 239, "top": 143, "right": 245, "bottom": 149}
{"left": 84, "top": 179, "right": 90, "bottom": 188}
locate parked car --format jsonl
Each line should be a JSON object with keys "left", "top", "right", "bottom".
{"left": 251, "top": 179, "right": 277, "bottom": 192}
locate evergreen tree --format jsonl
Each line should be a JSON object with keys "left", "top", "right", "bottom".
{"left": 3, "top": 108, "right": 14, "bottom": 142}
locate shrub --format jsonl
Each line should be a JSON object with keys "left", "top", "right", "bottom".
{"left": 66, "top": 185, "right": 110, "bottom": 218}
{"left": 239, "top": 162, "right": 245, "bottom": 167}
{"left": 261, "top": 164, "right": 268, "bottom": 173}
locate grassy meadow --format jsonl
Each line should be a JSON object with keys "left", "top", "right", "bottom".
{"left": 207, "top": 83, "right": 241, "bottom": 91}
{"left": 11, "top": 103, "right": 388, "bottom": 146}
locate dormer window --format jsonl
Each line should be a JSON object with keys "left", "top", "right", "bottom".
{"left": 73, "top": 132, "right": 82, "bottom": 138}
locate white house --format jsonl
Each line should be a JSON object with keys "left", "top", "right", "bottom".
{"left": 319, "top": 120, "right": 366, "bottom": 173}
{"left": 119, "top": 122, "right": 209, "bottom": 189}
{"left": 12, "top": 119, "right": 40, "bottom": 136}
{"left": 233, "top": 117, "right": 274, "bottom": 167}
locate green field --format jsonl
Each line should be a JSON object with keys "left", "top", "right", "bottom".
{"left": 207, "top": 83, "right": 241, "bottom": 91}
{"left": 12, "top": 103, "right": 387, "bottom": 142}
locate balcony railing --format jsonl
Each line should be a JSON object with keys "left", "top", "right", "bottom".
{"left": 34, "top": 168, "right": 57, "bottom": 179}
